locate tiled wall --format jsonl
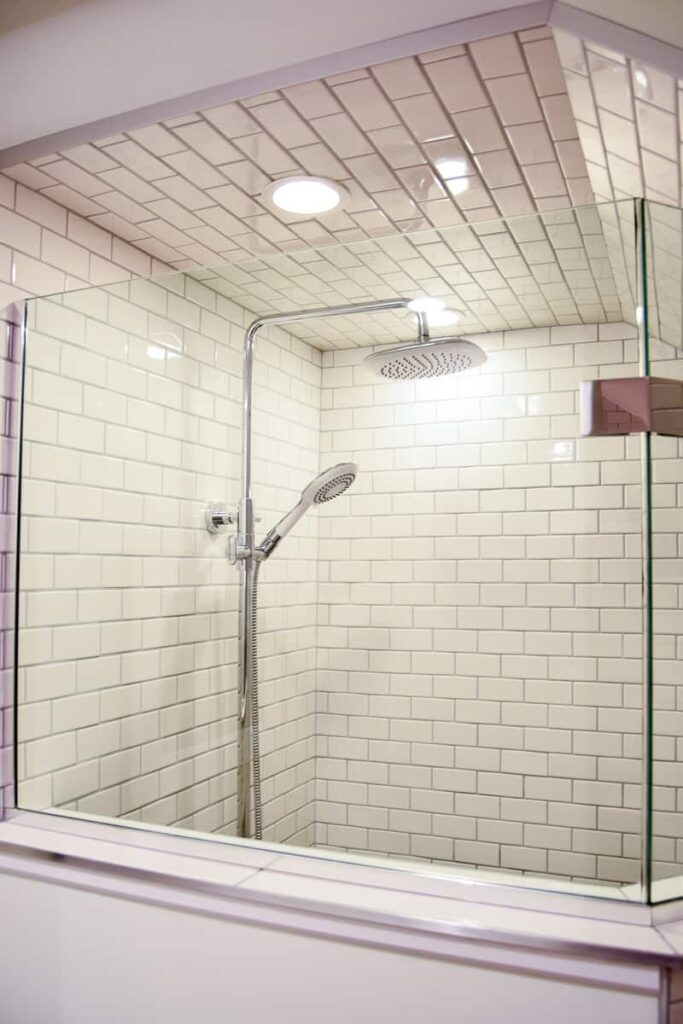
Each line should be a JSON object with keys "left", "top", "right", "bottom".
{"left": 650, "top": 333, "right": 683, "bottom": 886}
{"left": 554, "top": 30, "right": 682, "bottom": 211}
{"left": 16, "top": 276, "right": 321, "bottom": 844}
{"left": 0, "top": 169, "right": 321, "bottom": 843}
{"left": 315, "top": 322, "right": 647, "bottom": 884}
{"left": 0, "top": 313, "right": 19, "bottom": 821}
{"left": 0, "top": 169, "right": 150, "bottom": 818}
{"left": 3, "top": 163, "right": 682, "bottom": 890}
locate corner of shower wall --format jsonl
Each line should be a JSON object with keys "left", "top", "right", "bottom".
{"left": 250, "top": 319, "right": 324, "bottom": 847}
{"left": 15, "top": 272, "right": 323, "bottom": 848}
{"left": 314, "top": 310, "right": 649, "bottom": 885}
{"left": 0, "top": 309, "right": 23, "bottom": 821}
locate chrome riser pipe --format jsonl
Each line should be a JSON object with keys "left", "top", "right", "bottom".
{"left": 235, "top": 298, "right": 426, "bottom": 839}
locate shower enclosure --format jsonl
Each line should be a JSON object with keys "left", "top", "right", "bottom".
{"left": 230, "top": 295, "right": 485, "bottom": 840}
{"left": 11, "top": 197, "right": 683, "bottom": 904}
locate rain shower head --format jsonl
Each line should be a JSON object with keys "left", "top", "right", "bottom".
{"left": 364, "top": 337, "right": 486, "bottom": 381}
{"left": 256, "top": 462, "right": 357, "bottom": 559}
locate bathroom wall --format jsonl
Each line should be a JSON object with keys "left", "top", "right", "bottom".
{"left": 4, "top": 163, "right": 681, "bottom": 889}
{"left": 649, "top": 333, "right": 683, "bottom": 887}
{"left": 0, "top": 169, "right": 152, "bottom": 819}
{"left": 6, "top": 177, "right": 323, "bottom": 844}
{"left": 316, "top": 321, "right": 646, "bottom": 885}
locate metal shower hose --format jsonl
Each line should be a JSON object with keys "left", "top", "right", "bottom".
{"left": 250, "top": 560, "right": 263, "bottom": 840}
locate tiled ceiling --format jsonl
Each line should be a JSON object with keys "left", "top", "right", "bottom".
{"left": 4, "top": 25, "right": 682, "bottom": 346}
{"left": 552, "top": 29, "right": 683, "bottom": 349}
{"left": 553, "top": 30, "right": 683, "bottom": 207}
{"left": 4, "top": 27, "right": 595, "bottom": 272}
{"left": 191, "top": 205, "right": 627, "bottom": 348}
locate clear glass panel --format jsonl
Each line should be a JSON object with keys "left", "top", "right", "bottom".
{"left": 15, "top": 200, "right": 648, "bottom": 899}
{"left": 647, "top": 200, "right": 683, "bottom": 902}
{"left": 17, "top": 276, "right": 243, "bottom": 835}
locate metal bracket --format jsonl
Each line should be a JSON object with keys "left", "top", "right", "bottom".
{"left": 205, "top": 502, "right": 237, "bottom": 534}
{"left": 227, "top": 536, "right": 252, "bottom": 565}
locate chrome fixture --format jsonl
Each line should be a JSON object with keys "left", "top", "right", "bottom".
{"left": 231, "top": 297, "right": 431, "bottom": 841}
{"left": 364, "top": 337, "right": 486, "bottom": 380}
{"left": 256, "top": 462, "right": 357, "bottom": 560}
{"left": 204, "top": 501, "right": 237, "bottom": 534}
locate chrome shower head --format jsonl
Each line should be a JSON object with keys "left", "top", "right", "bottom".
{"left": 257, "top": 462, "right": 357, "bottom": 558}
{"left": 364, "top": 337, "right": 486, "bottom": 381}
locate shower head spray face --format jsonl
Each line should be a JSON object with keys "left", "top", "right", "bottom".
{"left": 257, "top": 462, "right": 357, "bottom": 558}
{"left": 364, "top": 338, "right": 486, "bottom": 381}
{"left": 305, "top": 463, "right": 357, "bottom": 505}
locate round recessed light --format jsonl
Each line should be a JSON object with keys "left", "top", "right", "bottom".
{"left": 408, "top": 297, "right": 446, "bottom": 314}
{"left": 426, "top": 308, "right": 462, "bottom": 328}
{"left": 263, "top": 176, "right": 348, "bottom": 215}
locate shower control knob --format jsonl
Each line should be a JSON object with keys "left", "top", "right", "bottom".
{"left": 205, "top": 502, "right": 237, "bottom": 534}
{"left": 205, "top": 502, "right": 262, "bottom": 535}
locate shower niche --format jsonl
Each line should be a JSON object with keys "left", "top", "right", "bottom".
{"left": 13, "top": 198, "right": 683, "bottom": 904}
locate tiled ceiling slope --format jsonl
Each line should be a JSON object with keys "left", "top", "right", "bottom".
{"left": 553, "top": 30, "right": 682, "bottom": 207}
{"left": 552, "top": 29, "right": 683, "bottom": 349}
{"left": 4, "top": 28, "right": 594, "bottom": 270}
{"left": 190, "top": 207, "right": 625, "bottom": 347}
{"left": 5, "top": 25, "right": 681, "bottom": 346}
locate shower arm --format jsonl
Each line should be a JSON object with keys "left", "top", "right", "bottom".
{"left": 240, "top": 297, "right": 429, "bottom": 539}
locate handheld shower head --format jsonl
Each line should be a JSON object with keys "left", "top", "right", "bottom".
{"left": 257, "top": 462, "right": 357, "bottom": 558}
{"left": 364, "top": 337, "right": 486, "bottom": 381}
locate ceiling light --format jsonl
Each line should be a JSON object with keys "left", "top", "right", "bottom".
{"left": 426, "top": 308, "right": 462, "bottom": 328}
{"left": 436, "top": 158, "right": 468, "bottom": 179}
{"left": 408, "top": 297, "right": 446, "bottom": 314}
{"left": 445, "top": 177, "right": 470, "bottom": 197}
{"left": 263, "top": 176, "right": 348, "bottom": 215}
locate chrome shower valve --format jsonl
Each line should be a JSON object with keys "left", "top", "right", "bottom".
{"left": 205, "top": 502, "right": 237, "bottom": 534}
{"left": 205, "top": 502, "right": 261, "bottom": 537}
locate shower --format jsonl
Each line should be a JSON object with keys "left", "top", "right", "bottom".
{"left": 256, "top": 463, "right": 358, "bottom": 560}
{"left": 242, "top": 463, "right": 358, "bottom": 841}
{"left": 216, "top": 297, "right": 486, "bottom": 840}
{"left": 364, "top": 337, "right": 486, "bottom": 380}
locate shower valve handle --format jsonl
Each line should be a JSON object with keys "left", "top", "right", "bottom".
{"left": 205, "top": 502, "right": 260, "bottom": 535}
{"left": 205, "top": 502, "right": 237, "bottom": 534}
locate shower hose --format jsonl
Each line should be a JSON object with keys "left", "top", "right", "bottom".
{"left": 250, "top": 560, "right": 263, "bottom": 841}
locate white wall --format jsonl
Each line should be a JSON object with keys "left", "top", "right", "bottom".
{"left": 0, "top": 168, "right": 155, "bottom": 819}
{"left": 316, "top": 321, "right": 645, "bottom": 884}
{"left": 0, "top": 169, "right": 321, "bottom": 846}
